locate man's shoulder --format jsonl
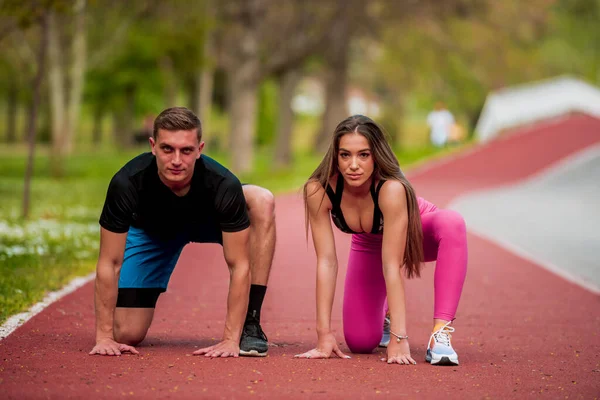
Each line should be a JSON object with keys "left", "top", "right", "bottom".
{"left": 108, "top": 153, "right": 154, "bottom": 193}
{"left": 196, "top": 155, "right": 239, "bottom": 184}
{"left": 113, "top": 153, "right": 154, "bottom": 180}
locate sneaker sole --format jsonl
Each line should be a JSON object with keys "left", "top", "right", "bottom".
{"left": 378, "top": 342, "right": 389, "bottom": 348}
{"left": 239, "top": 349, "right": 268, "bottom": 357}
{"left": 427, "top": 354, "right": 459, "bottom": 366}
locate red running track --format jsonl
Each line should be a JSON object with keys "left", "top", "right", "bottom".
{"left": 1, "top": 114, "right": 599, "bottom": 399}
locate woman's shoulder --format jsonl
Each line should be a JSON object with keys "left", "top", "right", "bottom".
{"left": 305, "top": 179, "right": 325, "bottom": 194}
{"left": 378, "top": 179, "right": 407, "bottom": 208}
{"left": 305, "top": 179, "right": 333, "bottom": 211}
{"left": 306, "top": 175, "right": 338, "bottom": 194}
{"left": 379, "top": 179, "right": 406, "bottom": 194}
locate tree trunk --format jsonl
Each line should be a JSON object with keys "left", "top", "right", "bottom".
{"left": 47, "top": 9, "right": 67, "bottom": 176}
{"left": 198, "top": 64, "right": 214, "bottom": 141}
{"left": 188, "top": 75, "right": 199, "bottom": 116}
{"left": 160, "top": 55, "right": 177, "bottom": 108}
{"left": 23, "top": 13, "right": 48, "bottom": 219}
{"left": 112, "top": 86, "right": 136, "bottom": 149}
{"left": 274, "top": 68, "right": 301, "bottom": 168}
{"left": 65, "top": 0, "right": 87, "bottom": 154}
{"left": 112, "top": 111, "right": 123, "bottom": 147}
{"left": 315, "top": 19, "right": 351, "bottom": 153}
{"left": 227, "top": 28, "right": 260, "bottom": 174}
{"left": 92, "top": 106, "right": 103, "bottom": 144}
{"left": 6, "top": 79, "right": 18, "bottom": 143}
{"left": 122, "top": 85, "right": 136, "bottom": 148}
{"left": 197, "top": 0, "right": 215, "bottom": 143}
{"left": 228, "top": 66, "right": 259, "bottom": 173}
{"left": 47, "top": 10, "right": 65, "bottom": 150}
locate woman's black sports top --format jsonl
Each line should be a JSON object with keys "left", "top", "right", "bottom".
{"left": 324, "top": 174, "right": 385, "bottom": 234}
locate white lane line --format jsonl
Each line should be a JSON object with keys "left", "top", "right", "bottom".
{"left": 0, "top": 272, "right": 96, "bottom": 340}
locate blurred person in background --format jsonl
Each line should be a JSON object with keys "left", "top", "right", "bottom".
{"left": 90, "top": 107, "right": 275, "bottom": 358}
{"left": 427, "top": 102, "right": 455, "bottom": 147}
{"left": 296, "top": 115, "right": 467, "bottom": 366}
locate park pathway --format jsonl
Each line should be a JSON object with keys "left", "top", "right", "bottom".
{"left": 0, "top": 114, "right": 598, "bottom": 399}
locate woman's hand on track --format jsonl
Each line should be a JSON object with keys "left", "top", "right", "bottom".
{"left": 294, "top": 333, "right": 350, "bottom": 359}
{"left": 385, "top": 339, "right": 416, "bottom": 365}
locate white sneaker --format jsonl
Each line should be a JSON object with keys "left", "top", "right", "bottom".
{"left": 379, "top": 316, "right": 391, "bottom": 347}
{"left": 426, "top": 321, "right": 459, "bottom": 366}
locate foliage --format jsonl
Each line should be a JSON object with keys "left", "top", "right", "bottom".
{"left": 255, "top": 79, "right": 279, "bottom": 146}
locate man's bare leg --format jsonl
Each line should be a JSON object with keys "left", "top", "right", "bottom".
{"left": 240, "top": 185, "right": 276, "bottom": 356}
{"left": 113, "top": 308, "right": 155, "bottom": 346}
{"left": 243, "top": 185, "right": 276, "bottom": 286}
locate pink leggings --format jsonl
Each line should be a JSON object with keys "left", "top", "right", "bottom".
{"left": 342, "top": 198, "right": 467, "bottom": 353}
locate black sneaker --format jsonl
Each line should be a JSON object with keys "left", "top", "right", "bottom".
{"left": 239, "top": 315, "right": 268, "bottom": 357}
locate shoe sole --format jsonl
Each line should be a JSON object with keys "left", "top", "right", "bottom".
{"left": 426, "top": 354, "right": 459, "bottom": 366}
{"left": 239, "top": 349, "right": 268, "bottom": 357}
{"left": 378, "top": 342, "right": 389, "bottom": 348}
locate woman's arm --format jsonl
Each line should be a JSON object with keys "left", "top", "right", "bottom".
{"left": 306, "top": 181, "right": 338, "bottom": 336}
{"left": 379, "top": 180, "right": 417, "bottom": 365}
{"left": 295, "top": 181, "right": 348, "bottom": 359}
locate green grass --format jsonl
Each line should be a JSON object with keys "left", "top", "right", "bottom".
{"left": 0, "top": 139, "right": 471, "bottom": 325}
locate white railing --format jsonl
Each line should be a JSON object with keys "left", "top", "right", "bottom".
{"left": 475, "top": 76, "right": 600, "bottom": 142}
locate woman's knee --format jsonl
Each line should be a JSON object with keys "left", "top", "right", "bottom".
{"left": 344, "top": 331, "right": 380, "bottom": 354}
{"left": 435, "top": 210, "right": 466, "bottom": 239}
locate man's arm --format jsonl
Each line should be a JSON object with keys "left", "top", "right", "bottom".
{"left": 89, "top": 228, "right": 138, "bottom": 355}
{"left": 221, "top": 228, "right": 251, "bottom": 343}
{"left": 193, "top": 227, "right": 250, "bottom": 357}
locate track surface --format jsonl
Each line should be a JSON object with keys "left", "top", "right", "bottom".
{"left": 451, "top": 144, "right": 600, "bottom": 292}
{"left": 1, "top": 114, "right": 599, "bottom": 399}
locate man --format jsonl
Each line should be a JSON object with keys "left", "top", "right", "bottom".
{"left": 89, "top": 107, "right": 275, "bottom": 358}
{"left": 426, "top": 102, "right": 455, "bottom": 148}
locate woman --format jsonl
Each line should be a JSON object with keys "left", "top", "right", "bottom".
{"left": 294, "top": 115, "right": 467, "bottom": 366}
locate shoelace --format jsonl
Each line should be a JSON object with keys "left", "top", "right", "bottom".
{"left": 244, "top": 321, "right": 267, "bottom": 340}
{"left": 428, "top": 320, "right": 455, "bottom": 349}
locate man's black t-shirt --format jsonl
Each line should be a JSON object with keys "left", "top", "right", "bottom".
{"left": 99, "top": 153, "right": 250, "bottom": 241}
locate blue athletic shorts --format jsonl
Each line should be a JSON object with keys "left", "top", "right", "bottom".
{"left": 116, "top": 226, "right": 222, "bottom": 308}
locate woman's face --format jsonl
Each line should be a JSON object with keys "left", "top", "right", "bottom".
{"left": 337, "top": 132, "right": 374, "bottom": 188}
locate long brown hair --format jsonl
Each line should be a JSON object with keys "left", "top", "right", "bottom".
{"left": 303, "top": 115, "right": 424, "bottom": 278}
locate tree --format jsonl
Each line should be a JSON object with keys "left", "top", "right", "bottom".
{"left": 216, "top": 0, "right": 343, "bottom": 173}
{"left": 274, "top": 67, "right": 302, "bottom": 167}
{"left": 46, "top": 0, "right": 87, "bottom": 175}
{"left": 22, "top": 7, "right": 49, "bottom": 219}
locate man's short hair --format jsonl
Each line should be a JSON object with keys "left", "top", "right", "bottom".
{"left": 153, "top": 107, "right": 202, "bottom": 141}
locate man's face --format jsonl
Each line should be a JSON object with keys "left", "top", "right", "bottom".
{"left": 149, "top": 129, "right": 204, "bottom": 187}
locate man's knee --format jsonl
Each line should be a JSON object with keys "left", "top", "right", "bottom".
{"left": 113, "top": 307, "right": 154, "bottom": 346}
{"left": 245, "top": 186, "right": 275, "bottom": 225}
{"left": 113, "top": 323, "right": 149, "bottom": 346}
